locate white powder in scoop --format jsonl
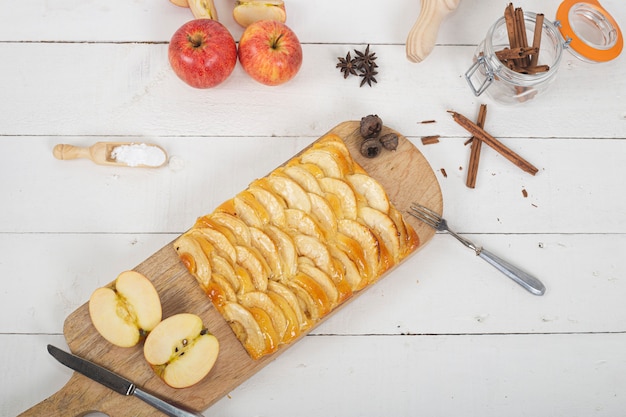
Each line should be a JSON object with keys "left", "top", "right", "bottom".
{"left": 110, "top": 143, "right": 167, "bottom": 167}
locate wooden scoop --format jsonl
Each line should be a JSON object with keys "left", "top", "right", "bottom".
{"left": 53, "top": 142, "right": 168, "bottom": 168}
{"left": 406, "top": 0, "right": 460, "bottom": 63}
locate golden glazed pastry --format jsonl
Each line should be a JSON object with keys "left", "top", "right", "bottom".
{"left": 174, "top": 133, "right": 419, "bottom": 359}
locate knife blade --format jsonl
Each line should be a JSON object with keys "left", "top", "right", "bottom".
{"left": 47, "top": 344, "right": 203, "bottom": 417}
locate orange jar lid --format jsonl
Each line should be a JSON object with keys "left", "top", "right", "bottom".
{"left": 556, "top": 0, "right": 623, "bottom": 62}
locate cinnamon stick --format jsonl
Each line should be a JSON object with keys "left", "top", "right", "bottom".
{"left": 514, "top": 7, "right": 531, "bottom": 67}
{"left": 448, "top": 110, "right": 538, "bottom": 176}
{"left": 465, "top": 104, "right": 487, "bottom": 188}
{"left": 530, "top": 13, "right": 544, "bottom": 67}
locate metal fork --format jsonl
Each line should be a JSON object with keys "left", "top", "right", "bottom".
{"left": 409, "top": 202, "right": 546, "bottom": 296}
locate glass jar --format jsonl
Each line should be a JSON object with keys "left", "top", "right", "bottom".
{"left": 465, "top": 0, "right": 622, "bottom": 105}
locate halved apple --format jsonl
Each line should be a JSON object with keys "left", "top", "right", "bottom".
{"left": 188, "top": 0, "right": 218, "bottom": 19}
{"left": 233, "top": 0, "right": 286, "bottom": 28}
{"left": 89, "top": 271, "right": 162, "bottom": 348}
{"left": 144, "top": 313, "right": 218, "bottom": 389}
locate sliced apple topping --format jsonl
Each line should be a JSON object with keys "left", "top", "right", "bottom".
{"left": 144, "top": 313, "right": 218, "bottom": 389}
{"left": 173, "top": 133, "right": 419, "bottom": 360}
{"left": 233, "top": 0, "right": 286, "bottom": 28}
{"left": 89, "top": 271, "right": 162, "bottom": 348}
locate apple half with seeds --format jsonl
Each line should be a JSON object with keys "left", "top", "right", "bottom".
{"left": 144, "top": 313, "right": 219, "bottom": 388}
{"left": 89, "top": 270, "right": 162, "bottom": 348}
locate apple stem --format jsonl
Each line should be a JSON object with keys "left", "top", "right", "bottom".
{"left": 271, "top": 33, "right": 284, "bottom": 49}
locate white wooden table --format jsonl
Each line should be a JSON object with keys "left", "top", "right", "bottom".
{"left": 2, "top": 1, "right": 625, "bottom": 416}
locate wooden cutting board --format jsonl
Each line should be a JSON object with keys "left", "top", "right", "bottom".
{"left": 19, "top": 121, "right": 443, "bottom": 416}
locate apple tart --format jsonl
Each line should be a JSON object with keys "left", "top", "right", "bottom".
{"left": 173, "top": 133, "right": 419, "bottom": 359}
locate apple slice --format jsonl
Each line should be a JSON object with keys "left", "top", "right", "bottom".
{"left": 328, "top": 243, "right": 365, "bottom": 291}
{"left": 264, "top": 225, "right": 298, "bottom": 278}
{"left": 239, "top": 291, "right": 288, "bottom": 341}
{"left": 297, "top": 260, "right": 339, "bottom": 307}
{"left": 266, "top": 290, "right": 300, "bottom": 343}
{"left": 285, "top": 208, "right": 324, "bottom": 239}
{"left": 210, "top": 212, "right": 252, "bottom": 246}
{"left": 236, "top": 245, "right": 270, "bottom": 291}
{"left": 169, "top": 0, "right": 189, "bottom": 7}
{"left": 248, "top": 184, "right": 287, "bottom": 228}
{"left": 210, "top": 253, "right": 240, "bottom": 293}
{"left": 308, "top": 192, "right": 338, "bottom": 237}
{"left": 144, "top": 313, "right": 219, "bottom": 389}
{"left": 300, "top": 149, "right": 347, "bottom": 179}
{"left": 346, "top": 173, "right": 390, "bottom": 214}
{"left": 268, "top": 280, "right": 309, "bottom": 330}
{"left": 338, "top": 219, "right": 381, "bottom": 280}
{"left": 233, "top": 0, "right": 286, "bottom": 28}
{"left": 388, "top": 206, "right": 420, "bottom": 256}
{"left": 358, "top": 206, "right": 401, "bottom": 263}
{"left": 174, "top": 234, "right": 212, "bottom": 288}
{"left": 222, "top": 302, "right": 268, "bottom": 359}
{"left": 193, "top": 227, "right": 237, "bottom": 265}
{"left": 234, "top": 190, "right": 270, "bottom": 228}
{"left": 267, "top": 173, "right": 311, "bottom": 213}
{"left": 249, "top": 226, "right": 283, "bottom": 277}
{"left": 318, "top": 177, "right": 358, "bottom": 220}
{"left": 283, "top": 165, "right": 323, "bottom": 195}
{"left": 89, "top": 271, "right": 162, "bottom": 348}
{"left": 293, "top": 234, "right": 334, "bottom": 277}
{"left": 188, "top": 0, "right": 218, "bottom": 20}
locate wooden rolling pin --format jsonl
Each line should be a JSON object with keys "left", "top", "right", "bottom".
{"left": 406, "top": 0, "right": 461, "bottom": 63}
{"left": 53, "top": 142, "right": 168, "bottom": 168}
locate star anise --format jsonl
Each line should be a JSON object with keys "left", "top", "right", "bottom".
{"left": 359, "top": 66, "right": 378, "bottom": 87}
{"left": 336, "top": 51, "right": 359, "bottom": 79}
{"left": 354, "top": 44, "right": 378, "bottom": 70}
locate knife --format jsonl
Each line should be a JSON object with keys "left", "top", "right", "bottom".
{"left": 47, "top": 344, "right": 203, "bottom": 417}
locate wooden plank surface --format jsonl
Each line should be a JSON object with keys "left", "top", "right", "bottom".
{"left": 18, "top": 121, "right": 442, "bottom": 416}
{"left": 3, "top": 1, "right": 626, "bottom": 416}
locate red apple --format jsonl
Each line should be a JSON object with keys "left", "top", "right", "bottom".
{"left": 168, "top": 19, "right": 237, "bottom": 88}
{"left": 238, "top": 20, "right": 302, "bottom": 86}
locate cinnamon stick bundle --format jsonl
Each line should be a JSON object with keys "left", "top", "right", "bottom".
{"left": 499, "top": 3, "right": 547, "bottom": 74}
{"left": 448, "top": 110, "right": 538, "bottom": 176}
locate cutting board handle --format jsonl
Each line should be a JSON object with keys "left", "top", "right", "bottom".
{"left": 406, "top": 0, "right": 460, "bottom": 62}
{"left": 18, "top": 373, "right": 146, "bottom": 416}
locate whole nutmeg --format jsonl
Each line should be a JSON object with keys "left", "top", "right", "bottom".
{"left": 360, "top": 137, "right": 382, "bottom": 158}
{"left": 360, "top": 114, "right": 383, "bottom": 139}
{"left": 379, "top": 133, "right": 399, "bottom": 151}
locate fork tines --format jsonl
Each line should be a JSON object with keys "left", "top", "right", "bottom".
{"left": 408, "top": 202, "right": 441, "bottom": 228}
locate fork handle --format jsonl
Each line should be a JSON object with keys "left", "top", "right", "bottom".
{"left": 477, "top": 248, "right": 546, "bottom": 295}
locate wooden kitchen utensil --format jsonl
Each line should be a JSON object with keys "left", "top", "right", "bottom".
{"left": 53, "top": 142, "right": 168, "bottom": 168}
{"left": 21, "top": 121, "right": 442, "bottom": 416}
{"left": 406, "top": 0, "right": 461, "bottom": 63}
